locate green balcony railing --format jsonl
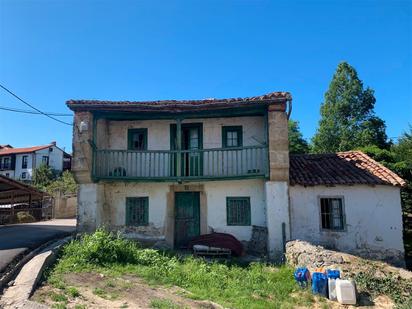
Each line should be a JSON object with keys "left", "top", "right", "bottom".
{"left": 93, "top": 146, "right": 268, "bottom": 181}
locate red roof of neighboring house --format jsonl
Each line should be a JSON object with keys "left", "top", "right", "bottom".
{"left": 0, "top": 145, "right": 52, "bottom": 156}
{"left": 290, "top": 151, "right": 406, "bottom": 187}
{"left": 66, "top": 92, "right": 292, "bottom": 112}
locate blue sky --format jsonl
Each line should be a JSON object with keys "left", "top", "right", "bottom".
{"left": 0, "top": 0, "right": 411, "bottom": 152}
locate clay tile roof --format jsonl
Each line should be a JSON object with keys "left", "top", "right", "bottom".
{"left": 66, "top": 91, "right": 292, "bottom": 112}
{"left": 0, "top": 145, "right": 52, "bottom": 156}
{"left": 290, "top": 151, "right": 406, "bottom": 187}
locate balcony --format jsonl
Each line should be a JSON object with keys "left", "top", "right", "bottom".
{"left": 93, "top": 146, "right": 268, "bottom": 181}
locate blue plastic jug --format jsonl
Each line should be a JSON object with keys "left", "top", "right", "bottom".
{"left": 312, "top": 272, "right": 328, "bottom": 297}
{"left": 294, "top": 267, "right": 310, "bottom": 288}
{"left": 327, "top": 269, "right": 340, "bottom": 279}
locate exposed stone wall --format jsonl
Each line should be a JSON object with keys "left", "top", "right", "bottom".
{"left": 72, "top": 112, "right": 94, "bottom": 184}
{"left": 267, "top": 105, "right": 289, "bottom": 182}
{"left": 286, "top": 240, "right": 409, "bottom": 276}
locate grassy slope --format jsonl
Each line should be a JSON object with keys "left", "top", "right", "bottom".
{"left": 45, "top": 230, "right": 314, "bottom": 309}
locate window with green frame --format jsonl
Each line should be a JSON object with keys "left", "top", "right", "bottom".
{"left": 126, "top": 197, "right": 149, "bottom": 226}
{"left": 222, "top": 126, "right": 243, "bottom": 148}
{"left": 226, "top": 197, "right": 251, "bottom": 226}
{"left": 128, "top": 128, "right": 148, "bottom": 150}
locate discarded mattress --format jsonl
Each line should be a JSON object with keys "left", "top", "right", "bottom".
{"left": 188, "top": 232, "right": 244, "bottom": 256}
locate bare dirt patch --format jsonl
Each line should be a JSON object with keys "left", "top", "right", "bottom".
{"left": 32, "top": 272, "right": 222, "bottom": 309}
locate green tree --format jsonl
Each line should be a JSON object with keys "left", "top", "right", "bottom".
{"left": 46, "top": 170, "right": 77, "bottom": 195}
{"left": 33, "top": 163, "right": 55, "bottom": 190}
{"left": 312, "top": 62, "right": 389, "bottom": 153}
{"left": 288, "top": 120, "right": 309, "bottom": 154}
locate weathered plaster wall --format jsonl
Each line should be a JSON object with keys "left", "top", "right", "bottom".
{"left": 205, "top": 179, "right": 266, "bottom": 241}
{"left": 289, "top": 185, "right": 404, "bottom": 259}
{"left": 84, "top": 179, "right": 266, "bottom": 243}
{"left": 99, "top": 116, "right": 265, "bottom": 150}
{"left": 265, "top": 181, "right": 290, "bottom": 260}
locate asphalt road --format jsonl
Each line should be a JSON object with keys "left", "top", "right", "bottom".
{"left": 0, "top": 219, "right": 76, "bottom": 273}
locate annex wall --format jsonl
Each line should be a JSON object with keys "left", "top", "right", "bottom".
{"left": 289, "top": 185, "right": 404, "bottom": 261}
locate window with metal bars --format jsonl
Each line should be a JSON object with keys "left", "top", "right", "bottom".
{"left": 126, "top": 197, "right": 149, "bottom": 226}
{"left": 320, "top": 197, "right": 345, "bottom": 231}
{"left": 226, "top": 197, "right": 251, "bottom": 226}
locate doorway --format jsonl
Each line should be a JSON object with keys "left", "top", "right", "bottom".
{"left": 174, "top": 192, "right": 200, "bottom": 248}
{"left": 170, "top": 123, "right": 203, "bottom": 177}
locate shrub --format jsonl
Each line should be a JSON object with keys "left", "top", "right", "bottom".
{"left": 16, "top": 211, "right": 35, "bottom": 223}
{"left": 62, "top": 229, "right": 141, "bottom": 265}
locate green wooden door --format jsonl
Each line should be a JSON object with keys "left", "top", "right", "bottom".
{"left": 174, "top": 192, "right": 200, "bottom": 248}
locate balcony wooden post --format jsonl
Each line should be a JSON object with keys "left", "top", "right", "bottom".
{"left": 176, "top": 118, "right": 182, "bottom": 178}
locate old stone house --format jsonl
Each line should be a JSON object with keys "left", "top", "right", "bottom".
{"left": 67, "top": 92, "right": 405, "bottom": 263}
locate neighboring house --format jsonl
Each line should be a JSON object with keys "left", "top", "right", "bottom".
{"left": 0, "top": 142, "right": 72, "bottom": 181}
{"left": 67, "top": 92, "right": 406, "bottom": 264}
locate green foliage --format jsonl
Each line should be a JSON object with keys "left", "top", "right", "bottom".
{"left": 150, "top": 298, "right": 182, "bottom": 309}
{"left": 67, "top": 287, "right": 80, "bottom": 298}
{"left": 312, "top": 62, "right": 389, "bottom": 153}
{"left": 355, "top": 271, "right": 412, "bottom": 308}
{"left": 289, "top": 120, "right": 309, "bottom": 154}
{"left": 62, "top": 229, "right": 143, "bottom": 265}
{"left": 48, "top": 230, "right": 313, "bottom": 309}
{"left": 33, "top": 163, "right": 56, "bottom": 190}
{"left": 46, "top": 171, "right": 77, "bottom": 195}
{"left": 16, "top": 211, "right": 35, "bottom": 223}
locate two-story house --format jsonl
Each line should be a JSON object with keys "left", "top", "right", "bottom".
{"left": 67, "top": 92, "right": 405, "bottom": 263}
{"left": 0, "top": 142, "right": 71, "bottom": 181}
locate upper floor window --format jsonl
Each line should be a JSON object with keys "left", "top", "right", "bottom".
{"left": 128, "top": 128, "right": 148, "bottom": 150}
{"left": 320, "top": 197, "right": 345, "bottom": 231}
{"left": 22, "top": 156, "right": 28, "bottom": 169}
{"left": 2, "top": 157, "right": 11, "bottom": 169}
{"left": 42, "top": 156, "right": 49, "bottom": 166}
{"left": 226, "top": 196, "right": 251, "bottom": 226}
{"left": 222, "top": 126, "right": 243, "bottom": 148}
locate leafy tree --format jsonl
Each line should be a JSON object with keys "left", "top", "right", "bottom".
{"left": 288, "top": 120, "right": 309, "bottom": 154}
{"left": 312, "top": 62, "right": 389, "bottom": 153}
{"left": 46, "top": 170, "right": 77, "bottom": 195}
{"left": 33, "top": 163, "right": 55, "bottom": 190}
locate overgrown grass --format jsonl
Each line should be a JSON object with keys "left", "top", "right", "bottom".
{"left": 150, "top": 298, "right": 184, "bottom": 309}
{"left": 46, "top": 229, "right": 313, "bottom": 309}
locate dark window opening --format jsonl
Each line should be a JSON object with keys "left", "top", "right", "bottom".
{"left": 22, "top": 156, "right": 28, "bottom": 169}
{"left": 126, "top": 197, "right": 149, "bottom": 226}
{"left": 128, "top": 129, "right": 148, "bottom": 150}
{"left": 320, "top": 198, "right": 344, "bottom": 231}
{"left": 222, "top": 126, "right": 243, "bottom": 148}
{"left": 227, "top": 197, "right": 251, "bottom": 226}
{"left": 42, "top": 156, "right": 49, "bottom": 166}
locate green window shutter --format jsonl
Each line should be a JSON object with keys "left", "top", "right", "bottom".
{"left": 222, "top": 126, "right": 243, "bottom": 148}
{"left": 126, "top": 197, "right": 149, "bottom": 226}
{"left": 128, "top": 128, "right": 148, "bottom": 150}
{"left": 226, "top": 197, "right": 251, "bottom": 226}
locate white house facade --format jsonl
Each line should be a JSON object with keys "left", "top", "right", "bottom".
{"left": 0, "top": 143, "right": 71, "bottom": 181}
{"left": 67, "top": 92, "right": 406, "bottom": 264}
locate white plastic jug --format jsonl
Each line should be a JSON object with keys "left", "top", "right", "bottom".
{"left": 336, "top": 279, "right": 357, "bottom": 305}
{"left": 328, "top": 278, "right": 337, "bottom": 301}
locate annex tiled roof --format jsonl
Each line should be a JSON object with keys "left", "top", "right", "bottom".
{"left": 0, "top": 145, "right": 53, "bottom": 156}
{"left": 290, "top": 151, "right": 406, "bottom": 187}
{"left": 66, "top": 92, "right": 291, "bottom": 112}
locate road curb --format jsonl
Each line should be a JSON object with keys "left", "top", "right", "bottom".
{"left": 0, "top": 236, "right": 73, "bottom": 309}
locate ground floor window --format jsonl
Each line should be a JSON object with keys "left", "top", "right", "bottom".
{"left": 126, "top": 197, "right": 149, "bottom": 226}
{"left": 320, "top": 197, "right": 345, "bottom": 231}
{"left": 226, "top": 197, "right": 251, "bottom": 226}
